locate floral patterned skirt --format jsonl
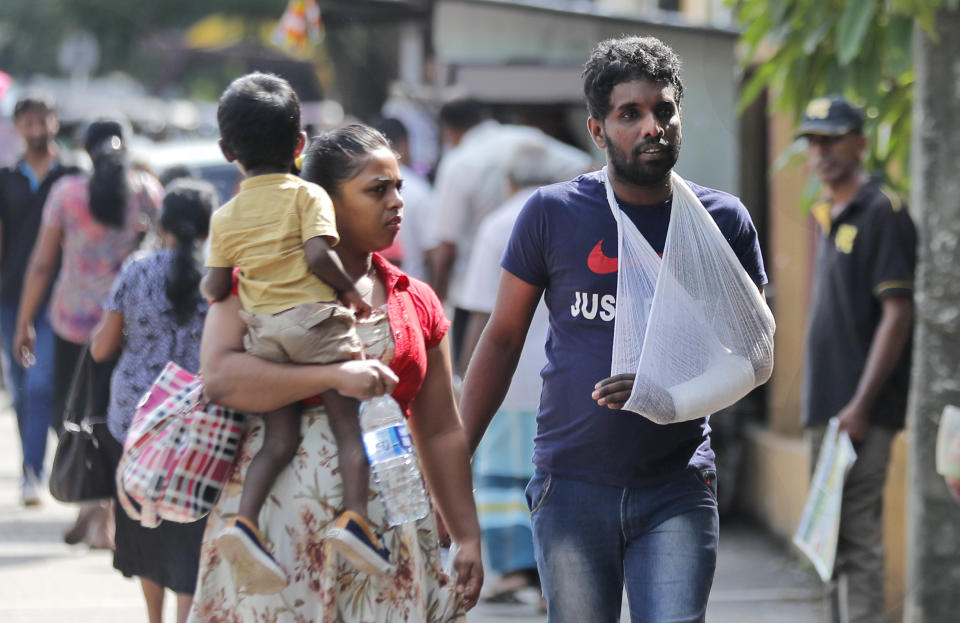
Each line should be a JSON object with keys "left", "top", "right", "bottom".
{"left": 188, "top": 407, "right": 465, "bottom": 623}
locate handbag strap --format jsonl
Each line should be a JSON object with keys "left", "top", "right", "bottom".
{"left": 61, "top": 344, "right": 93, "bottom": 429}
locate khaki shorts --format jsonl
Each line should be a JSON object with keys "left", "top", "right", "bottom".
{"left": 240, "top": 302, "right": 363, "bottom": 364}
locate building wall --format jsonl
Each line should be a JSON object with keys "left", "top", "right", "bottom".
{"left": 434, "top": 0, "right": 740, "bottom": 194}
{"left": 765, "top": 112, "right": 813, "bottom": 437}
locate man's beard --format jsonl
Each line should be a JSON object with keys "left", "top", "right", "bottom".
{"left": 606, "top": 132, "right": 681, "bottom": 187}
{"left": 25, "top": 137, "right": 50, "bottom": 153}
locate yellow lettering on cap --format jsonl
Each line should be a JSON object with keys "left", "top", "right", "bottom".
{"left": 806, "top": 98, "right": 832, "bottom": 120}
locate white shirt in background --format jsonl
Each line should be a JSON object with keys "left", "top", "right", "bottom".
{"left": 432, "top": 120, "right": 592, "bottom": 308}
{"left": 397, "top": 163, "right": 435, "bottom": 284}
{"left": 460, "top": 188, "right": 548, "bottom": 413}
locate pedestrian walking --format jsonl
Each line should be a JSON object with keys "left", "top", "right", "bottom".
{"left": 459, "top": 36, "right": 768, "bottom": 623}
{"left": 459, "top": 141, "right": 589, "bottom": 608}
{"left": 429, "top": 98, "right": 590, "bottom": 366}
{"left": 0, "top": 95, "right": 81, "bottom": 505}
{"left": 189, "top": 124, "right": 482, "bottom": 622}
{"left": 90, "top": 178, "right": 215, "bottom": 623}
{"left": 201, "top": 73, "right": 393, "bottom": 591}
{"left": 13, "top": 117, "right": 162, "bottom": 547}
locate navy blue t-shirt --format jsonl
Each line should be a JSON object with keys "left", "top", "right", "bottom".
{"left": 502, "top": 171, "right": 767, "bottom": 487}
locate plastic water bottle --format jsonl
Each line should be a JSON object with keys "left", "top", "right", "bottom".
{"left": 360, "top": 395, "right": 430, "bottom": 525}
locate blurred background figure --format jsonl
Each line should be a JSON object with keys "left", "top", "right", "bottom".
{"left": 0, "top": 70, "right": 16, "bottom": 168}
{"left": 91, "top": 178, "right": 214, "bottom": 623}
{"left": 430, "top": 96, "right": 592, "bottom": 367}
{"left": 427, "top": 97, "right": 492, "bottom": 313}
{"left": 458, "top": 141, "right": 591, "bottom": 610}
{"left": 13, "top": 117, "right": 162, "bottom": 547}
{"left": 375, "top": 116, "right": 436, "bottom": 284}
{"left": 799, "top": 97, "right": 916, "bottom": 623}
{"left": 0, "top": 94, "right": 81, "bottom": 506}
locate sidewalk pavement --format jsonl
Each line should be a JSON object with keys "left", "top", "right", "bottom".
{"left": 0, "top": 399, "right": 827, "bottom": 622}
{"left": 470, "top": 522, "right": 829, "bottom": 623}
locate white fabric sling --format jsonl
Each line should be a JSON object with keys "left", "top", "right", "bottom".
{"left": 605, "top": 168, "right": 775, "bottom": 424}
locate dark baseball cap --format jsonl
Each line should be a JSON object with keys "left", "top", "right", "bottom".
{"left": 796, "top": 96, "right": 864, "bottom": 138}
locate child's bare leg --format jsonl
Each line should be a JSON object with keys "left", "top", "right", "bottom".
{"left": 323, "top": 389, "right": 393, "bottom": 574}
{"left": 237, "top": 403, "right": 301, "bottom": 524}
{"left": 322, "top": 390, "right": 368, "bottom": 518}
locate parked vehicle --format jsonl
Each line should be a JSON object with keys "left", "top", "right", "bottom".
{"left": 132, "top": 138, "right": 241, "bottom": 203}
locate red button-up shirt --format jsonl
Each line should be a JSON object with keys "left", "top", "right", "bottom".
{"left": 369, "top": 253, "right": 450, "bottom": 414}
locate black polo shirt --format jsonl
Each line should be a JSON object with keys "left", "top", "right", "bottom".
{"left": 0, "top": 154, "right": 81, "bottom": 305}
{"left": 802, "top": 176, "right": 917, "bottom": 429}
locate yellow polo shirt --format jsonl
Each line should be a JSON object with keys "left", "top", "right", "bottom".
{"left": 207, "top": 173, "right": 338, "bottom": 314}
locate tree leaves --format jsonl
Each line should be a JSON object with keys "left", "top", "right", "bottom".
{"left": 734, "top": 0, "right": 953, "bottom": 194}
{"left": 803, "top": 9, "right": 835, "bottom": 54}
{"left": 0, "top": 0, "right": 289, "bottom": 77}
{"left": 884, "top": 15, "right": 914, "bottom": 76}
{"left": 837, "top": 0, "right": 877, "bottom": 65}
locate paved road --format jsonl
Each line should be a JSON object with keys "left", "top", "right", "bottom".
{"left": 0, "top": 402, "right": 827, "bottom": 622}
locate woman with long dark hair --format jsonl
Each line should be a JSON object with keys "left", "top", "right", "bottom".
{"left": 14, "top": 118, "right": 162, "bottom": 546}
{"left": 91, "top": 178, "right": 215, "bottom": 623}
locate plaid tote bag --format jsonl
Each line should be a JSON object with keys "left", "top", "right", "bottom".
{"left": 116, "top": 361, "right": 248, "bottom": 527}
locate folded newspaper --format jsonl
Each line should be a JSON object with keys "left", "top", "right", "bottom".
{"left": 793, "top": 418, "right": 857, "bottom": 582}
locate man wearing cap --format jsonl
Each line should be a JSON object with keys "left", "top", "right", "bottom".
{"left": 799, "top": 96, "right": 916, "bottom": 623}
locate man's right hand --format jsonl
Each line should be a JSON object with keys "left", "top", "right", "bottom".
{"left": 836, "top": 400, "right": 870, "bottom": 443}
{"left": 13, "top": 322, "right": 36, "bottom": 368}
{"left": 333, "top": 359, "right": 398, "bottom": 401}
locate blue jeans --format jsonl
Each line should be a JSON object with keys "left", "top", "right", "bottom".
{"left": 0, "top": 302, "right": 56, "bottom": 480}
{"left": 526, "top": 468, "right": 719, "bottom": 623}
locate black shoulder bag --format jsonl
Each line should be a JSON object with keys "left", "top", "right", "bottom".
{"left": 48, "top": 346, "right": 118, "bottom": 503}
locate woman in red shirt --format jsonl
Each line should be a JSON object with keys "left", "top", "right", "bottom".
{"left": 190, "top": 125, "right": 482, "bottom": 622}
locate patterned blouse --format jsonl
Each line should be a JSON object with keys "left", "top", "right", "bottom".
{"left": 41, "top": 171, "right": 162, "bottom": 343}
{"left": 104, "top": 249, "right": 208, "bottom": 443}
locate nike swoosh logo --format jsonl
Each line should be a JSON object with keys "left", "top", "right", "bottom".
{"left": 587, "top": 240, "right": 618, "bottom": 274}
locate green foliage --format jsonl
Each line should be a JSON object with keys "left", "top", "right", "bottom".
{"left": 836, "top": 0, "right": 877, "bottom": 64}
{"left": 0, "top": 0, "right": 402, "bottom": 126}
{"left": 0, "top": 0, "right": 287, "bottom": 78}
{"left": 733, "top": 0, "right": 953, "bottom": 192}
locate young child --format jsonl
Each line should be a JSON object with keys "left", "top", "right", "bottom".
{"left": 203, "top": 72, "right": 392, "bottom": 594}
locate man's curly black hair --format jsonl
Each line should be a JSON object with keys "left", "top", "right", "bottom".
{"left": 582, "top": 36, "right": 684, "bottom": 121}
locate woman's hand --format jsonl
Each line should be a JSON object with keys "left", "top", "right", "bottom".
{"left": 332, "top": 359, "right": 398, "bottom": 401}
{"left": 12, "top": 322, "right": 36, "bottom": 368}
{"left": 452, "top": 537, "right": 484, "bottom": 611}
{"left": 592, "top": 373, "right": 636, "bottom": 409}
